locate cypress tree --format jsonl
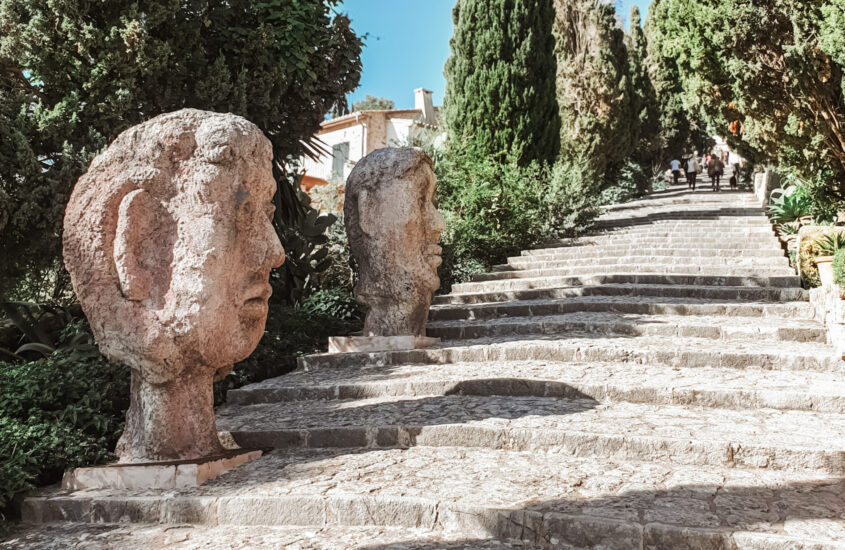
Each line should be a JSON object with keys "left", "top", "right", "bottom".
{"left": 628, "top": 5, "right": 660, "bottom": 167}
{"left": 443, "top": 0, "right": 560, "bottom": 165}
{"left": 554, "top": 0, "right": 635, "bottom": 176}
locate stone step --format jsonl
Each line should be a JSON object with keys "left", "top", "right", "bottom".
{"left": 509, "top": 247, "right": 787, "bottom": 262}
{"left": 429, "top": 296, "right": 816, "bottom": 322}
{"left": 215, "top": 397, "right": 845, "bottom": 473}
{"left": 1, "top": 524, "right": 497, "bottom": 550}
{"left": 471, "top": 264, "right": 793, "bottom": 283}
{"left": 298, "top": 334, "right": 839, "bottom": 374}
{"left": 229, "top": 360, "right": 845, "bottom": 414}
{"left": 433, "top": 283, "right": 808, "bottom": 305}
{"left": 451, "top": 274, "right": 802, "bottom": 295}
{"left": 22, "top": 448, "right": 845, "bottom": 548}
{"left": 529, "top": 237, "right": 782, "bottom": 251}
{"left": 425, "top": 312, "right": 826, "bottom": 344}
{"left": 500, "top": 256, "right": 790, "bottom": 272}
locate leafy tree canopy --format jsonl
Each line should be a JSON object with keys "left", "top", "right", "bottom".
{"left": 0, "top": 0, "right": 362, "bottom": 300}
{"left": 649, "top": 0, "right": 845, "bottom": 195}
{"left": 351, "top": 94, "right": 395, "bottom": 112}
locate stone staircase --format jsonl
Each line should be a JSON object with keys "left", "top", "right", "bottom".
{"left": 16, "top": 185, "right": 845, "bottom": 549}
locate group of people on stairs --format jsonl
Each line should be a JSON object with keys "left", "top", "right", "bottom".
{"left": 670, "top": 152, "right": 739, "bottom": 192}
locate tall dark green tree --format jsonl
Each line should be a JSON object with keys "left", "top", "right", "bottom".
{"left": 644, "top": 0, "right": 713, "bottom": 161}
{"left": 553, "top": 0, "right": 635, "bottom": 176}
{"left": 443, "top": 0, "right": 560, "bottom": 165}
{"left": 0, "top": 0, "right": 362, "bottom": 300}
{"left": 627, "top": 5, "right": 660, "bottom": 167}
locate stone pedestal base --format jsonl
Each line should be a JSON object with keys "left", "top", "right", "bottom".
{"left": 61, "top": 450, "right": 262, "bottom": 491}
{"left": 328, "top": 336, "right": 440, "bottom": 354}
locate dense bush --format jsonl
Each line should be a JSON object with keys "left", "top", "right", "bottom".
{"left": 600, "top": 161, "right": 649, "bottom": 206}
{"left": 0, "top": 349, "right": 129, "bottom": 509}
{"left": 833, "top": 248, "right": 845, "bottom": 285}
{"left": 436, "top": 146, "right": 600, "bottom": 289}
{"left": 302, "top": 289, "right": 363, "bottom": 321}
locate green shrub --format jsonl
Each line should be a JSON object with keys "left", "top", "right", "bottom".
{"left": 302, "top": 289, "right": 363, "bottom": 321}
{"left": 600, "top": 161, "right": 649, "bottom": 206}
{"left": 435, "top": 146, "right": 600, "bottom": 289}
{"left": 833, "top": 248, "right": 845, "bottom": 285}
{"left": 0, "top": 349, "right": 129, "bottom": 509}
{"left": 767, "top": 185, "right": 811, "bottom": 224}
{"left": 815, "top": 231, "right": 845, "bottom": 256}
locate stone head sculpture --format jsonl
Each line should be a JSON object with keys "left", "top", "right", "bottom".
{"left": 344, "top": 147, "right": 446, "bottom": 337}
{"left": 63, "top": 109, "right": 284, "bottom": 462}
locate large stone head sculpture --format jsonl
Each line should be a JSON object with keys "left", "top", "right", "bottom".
{"left": 64, "top": 109, "right": 284, "bottom": 462}
{"left": 344, "top": 147, "right": 446, "bottom": 337}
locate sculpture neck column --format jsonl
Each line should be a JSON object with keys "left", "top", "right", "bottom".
{"left": 116, "top": 367, "right": 224, "bottom": 463}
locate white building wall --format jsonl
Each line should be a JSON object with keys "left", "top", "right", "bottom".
{"left": 302, "top": 123, "right": 366, "bottom": 182}
{"left": 386, "top": 118, "right": 415, "bottom": 147}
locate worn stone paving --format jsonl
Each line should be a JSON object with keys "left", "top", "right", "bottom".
{"left": 17, "top": 183, "right": 845, "bottom": 549}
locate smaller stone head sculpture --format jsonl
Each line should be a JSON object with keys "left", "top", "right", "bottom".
{"left": 64, "top": 109, "right": 284, "bottom": 461}
{"left": 344, "top": 147, "right": 446, "bottom": 337}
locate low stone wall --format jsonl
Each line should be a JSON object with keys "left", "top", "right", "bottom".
{"left": 753, "top": 170, "right": 781, "bottom": 207}
{"left": 810, "top": 285, "right": 845, "bottom": 359}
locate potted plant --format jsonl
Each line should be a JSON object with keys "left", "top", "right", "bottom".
{"left": 814, "top": 232, "right": 845, "bottom": 287}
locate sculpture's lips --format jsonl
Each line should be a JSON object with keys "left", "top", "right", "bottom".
{"left": 426, "top": 244, "right": 442, "bottom": 257}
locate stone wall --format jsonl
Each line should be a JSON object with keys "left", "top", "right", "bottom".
{"left": 810, "top": 285, "right": 845, "bottom": 359}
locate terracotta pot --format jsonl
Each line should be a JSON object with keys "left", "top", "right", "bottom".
{"left": 815, "top": 255, "right": 835, "bottom": 287}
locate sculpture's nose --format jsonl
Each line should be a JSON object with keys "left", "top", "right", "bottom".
{"left": 266, "top": 227, "right": 285, "bottom": 269}
{"left": 247, "top": 218, "right": 285, "bottom": 271}
{"left": 429, "top": 206, "right": 446, "bottom": 235}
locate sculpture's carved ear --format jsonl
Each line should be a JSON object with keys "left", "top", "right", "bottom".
{"left": 357, "top": 189, "right": 376, "bottom": 237}
{"left": 114, "top": 189, "right": 164, "bottom": 302}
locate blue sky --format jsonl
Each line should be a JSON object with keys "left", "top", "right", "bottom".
{"left": 337, "top": 0, "right": 648, "bottom": 110}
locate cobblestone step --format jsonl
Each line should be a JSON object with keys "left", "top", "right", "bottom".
{"left": 425, "top": 312, "right": 826, "bottom": 343}
{"left": 228, "top": 360, "right": 845, "bottom": 414}
{"left": 298, "top": 334, "right": 840, "bottom": 373}
{"left": 434, "top": 283, "right": 808, "bottom": 305}
{"left": 22, "top": 449, "right": 845, "bottom": 548}
{"left": 214, "top": 397, "right": 845, "bottom": 473}
{"left": 452, "top": 274, "right": 801, "bottom": 294}
{"left": 500, "top": 256, "right": 790, "bottom": 272}
{"left": 471, "top": 264, "right": 794, "bottom": 282}
{"left": 2, "top": 524, "right": 510, "bottom": 550}
{"left": 509, "top": 247, "right": 786, "bottom": 262}
{"left": 429, "top": 296, "right": 816, "bottom": 321}
{"left": 536, "top": 236, "right": 781, "bottom": 249}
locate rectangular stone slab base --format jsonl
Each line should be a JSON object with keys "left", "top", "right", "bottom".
{"left": 61, "top": 449, "right": 262, "bottom": 491}
{"left": 328, "top": 336, "right": 441, "bottom": 354}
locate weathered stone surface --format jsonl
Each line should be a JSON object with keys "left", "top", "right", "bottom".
{"left": 62, "top": 450, "right": 262, "bottom": 491}
{"left": 63, "top": 109, "right": 285, "bottom": 462}
{"left": 344, "top": 147, "right": 445, "bottom": 337}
